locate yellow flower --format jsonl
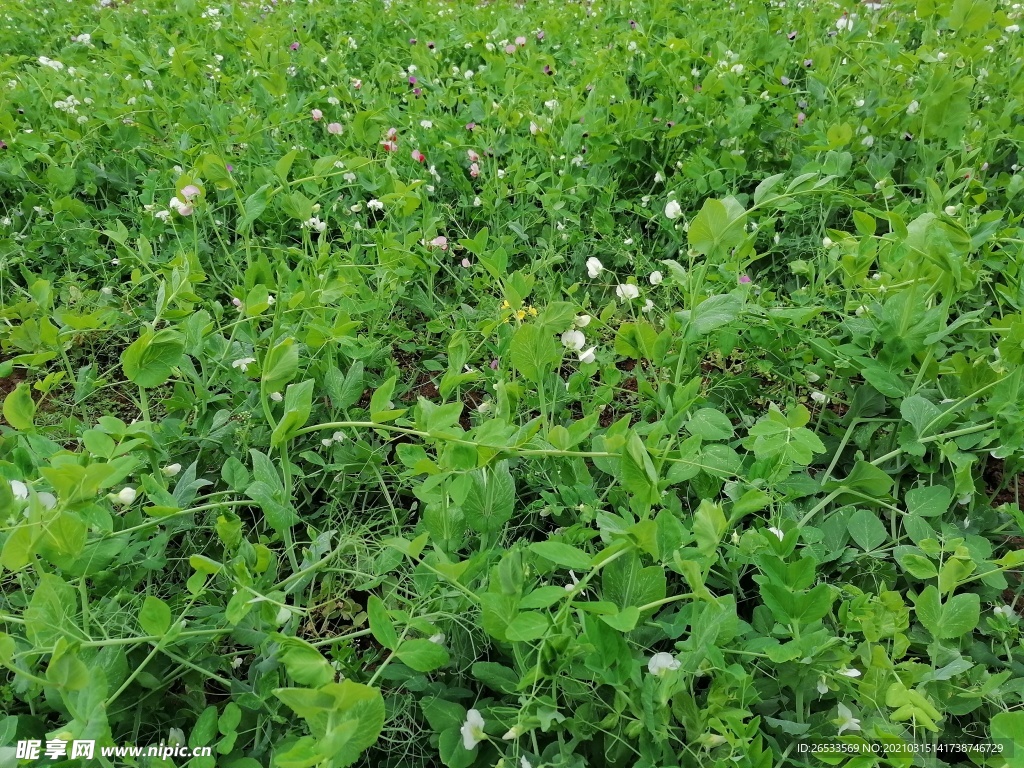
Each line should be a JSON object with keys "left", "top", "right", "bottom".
{"left": 515, "top": 309, "right": 527, "bottom": 320}
{"left": 500, "top": 299, "right": 511, "bottom": 309}
{"left": 527, "top": 306, "right": 538, "bottom": 317}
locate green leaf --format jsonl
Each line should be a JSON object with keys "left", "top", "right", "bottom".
{"left": 689, "top": 293, "right": 743, "bottom": 338}
{"left": 510, "top": 323, "right": 558, "bottom": 384}
{"left": 2, "top": 383, "right": 36, "bottom": 431}
{"left": 274, "top": 635, "right": 335, "bottom": 687}
{"left": 529, "top": 541, "right": 592, "bottom": 570}
{"left": 847, "top": 509, "right": 888, "bottom": 551}
{"left": 121, "top": 329, "right": 184, "bottom": 388}
{"left": 262, "top": 337, "right": 299, "bottom": 392}
{"left": 139, "top": 596, "right": 172, "bottom": 635}
{"left": 990, "top": 712, "right": 1024, "bottom": 768}
{"left": 505, "top": 611, "right": 550, "bottom": 642}
{"left": 913, "top": 586, "right": 980, "bottom": 638}
{"left": 620, "top": 432, "right": 659, "bottom": 507}
{"left": 462, "top": 460, "right": 516, "bottom": 534}
{"left": 906, "top": 486, "right": 951, "bottom": 518}
{"left": 685, "top": 408, "right": 733, "bottom": 440}
{"left": 687, "top": 197, "right": 744, "bottom": 256}
{"left": 396, "top": 639, "right": 449, "bottom": 671}
{"left": 270, "top": 379, "right": 315, "bottom": 447}
{"left": 602, "top": 551, "right": 666, "bottom": 612}
{"left": 239, "top": 185, "right": 273, "bottom": 229}
{"left": 367, "top": 596, "right": 398, "bottom": 651}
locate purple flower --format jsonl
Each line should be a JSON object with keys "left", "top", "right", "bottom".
{"left": 226, "top": 164, "right": 233, "bottom": 172}
{"left": 629, "top": 19, "right": 637, "bottom": 28}
{"left": 290, "top": 42, "right": 300, "bottom": 50}
{"left": 803, "top": 59, "right": 813, "bottom": 67}
{"left": 413, "top": 87, "right": 422, "bottom": 96}
{"left": 427, "top": 40, "right": 435, "bottom": 49}
{"left": 788, "top": 31, "right": 797, "bottom": 40}
{"left": 739, "top": 274, "right": 751, "bottom": 284}
{"left": 536, "top": 30, "right": 545, "bottom": 40}
{"left": 0, "top": 140, "right": 6, "bottom": 150}
{"left": 466, "top": 122, "right": 476, "bottom": 131}
{"left": 490, "top": 359, "right": 500, "bottom": 370}
{"left": 781, "top": 76, "right": 791, "bottom": 85}
{"left": 543, "top": 64, "right": 553, "bottom": 75}
{"left": 694, "top": 84, "right": 702, "bottom": 92}
{"left": 903, "top": 132, "right": 914, "bottom": 141}
{"left": 798, "top": 100, "right": 807, "bottom": 109}
{"left": 409, "top": 76, "right": 417, "bottom": 85}
{"left": 409, "top": 38, "right": 417, "bottom": 44}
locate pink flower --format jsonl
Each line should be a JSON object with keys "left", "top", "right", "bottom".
{"left": 385, "top": 127, "right": 398, "bottom": 139}
{"left": 431, "top": 236, "right": 448, "bottom": 250}
{"left": 515, "top": 36, "right": 527, "bottom": 46}
{"left": 490, "top": 358, "right": 500, "bottom": 370}
{"left": 739, "top": 274, "right": 751, "bottom": 284}
{"left": 327, "top": 122, "right": 343, "bottom": 135}
{"left": 467, "top": 149, "right": 480, "bottom": 162}
{"left": 231, "top": 297, "right": 243, "bottom": 308}
{"left": 461, "top": 258, "right": 471, "bottom": 267}
{"left": 408, "top": 76, "right": 417, "bottom": 85}
{"left": 469, "top": 162, "right": 480, "bottom": 178}
{"left": 411, "top": 149, "right": 426, "bottom": 162}
{"left": 465, "top": 122, "right": 476, "bottom": 131}
{"left": 290, "top": 42, "right": 300, "bottom": 50}
{"left": 311, "top": 109, "right": 323, "bottom": 121}
{"left": 351, "top": 78, "right": 362, "bottom": 89}
{"left": 796, "top": 112, "right": 806, "bottom": 126}
{"left": 505, "top": 44, "right": 517, "bottom": 54}
{"left": 381, "top": 139, "right": 397, "bottom": 151}
{"left": 536, "top": 30, "right": 545, "bottom": 40}
{"left": 181, "top": 184, "right": 201, "bottom": 200}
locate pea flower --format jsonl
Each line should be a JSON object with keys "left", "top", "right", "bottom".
{"left": 168, "top": 197, "right": 193, "bottom": 217}
{"left": 469, "top": 162, "right": 480, "bottom": 178}
{"left": 768, "top": 526, "right": 785, "bottom": 540}
{"left": 578, "top": 347, "right": 596, "bottom": 364}
{"left": 411, "top": 149, "right": 426, "bottom": 162}
{"left": 10, "top": 480, "right": 28, "bottom": 500}
{"left": 665, "top": 199, "right": 682, "bottom": 219}
{"left": 515, "top": 36, "right": 527, "bottom": 46}
{"left": 575, "top": 314, "right": 591, "bottom": 327}
{"left": 616, "top": 284, "right": 640, "bottom": 300}
{"left": 232, "top": 357, "right": 256, "bottom": 370}
{"left": 311, "top": 109, "right": 323, "bottom": 121}
{"left": 460, "top": 709, "right": 486, "bottom": 750}
{"left": 181, "top": 185, "right": 201, "bottom": 201}
{"left": 290, "top": 42, "right": 300, "bottom": 50}
{"left": 994, "top": 605, "right": 1017, "bottom": 620}
{"left": 648, "top": 652, "right": 681, "bottom": 676}
{"left": 327, "top": 122, "right": 343, "bottom": 135}
{"left": 162, "top": 463, "right": 182, "bottom": 477}
{"left": 431, "top": 236, "right": 448, "bottom": 250}
{"left": 835, "top": 703, "right": 860, "bottom": 735}
{"left": 586, "top": 257, "right": 603, "bottom": 278}
{"left": 738, "top": 275, "right": 751, "bottom": 284}
{"left": 114, "top": 487, "right": 137, "bottom": 505}
{"left": 367, "top": 199, "right": 384, "bottom": 211}
{"left": 561, "top": 329, "right": 586, "bottom": 351}
{"left": 838, "top": 667, "right": 861, "bottom": 678}
{"left": 649, "top": 271, "right": 663, "bottom": 286}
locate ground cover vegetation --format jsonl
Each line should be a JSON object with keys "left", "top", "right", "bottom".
{"left": 2, "top": 0, "right": 1024, "bottom": 766}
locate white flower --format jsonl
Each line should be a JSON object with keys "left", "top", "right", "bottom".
{"left": 836, "top": 703, "right": 861, "bottom": 735}
{"left": 367, "top": 199, "right": 384, "bottom": 211}
{"left": 1007, "top": 24, "right": 1020, "bottom": 33}
{"left": 810, "top": 391, "right": 828, "bottom": 404}
{"left": 768, "top": 526, "right": 785, "bottom": 540}
{"left": 38, "top": 493, "right": 57, "bottom": 510}
{"left": 275, "top": 606, "right": 292, "bottom": 624}
{"left": 115, "top": 487, "right": 137, "bottom": 505}
{"left": 838, "top": 667, "right": 861, "bottom": 678}
{"left": 649, "top": 271, "right": 663, "bottom": 286}
{"left": 907, "top": 100, "right": 920, "bottom": 114}
{"left": 648, "top": 652, "right": 681, "bottom": 676}
{"left": 270, "top": 392, "right": 283, "bottom": 402}
{"left": 561, "top": 329, "right": 586, "bottom": 352}
{"left": 232, "top": 357, "right": 256, "bottom": 370}
{"left": 162, "top": 463, "right": 182, "bottom": 477}
{"left": 521, "top": 757, "right": 532, "bottom": 768}
{"left": 231, "top": 657, "right": 244, "bottom": 669}
{"left": 993, "top": 605, "right": 1017, "bottom": 620}
{"left": 473, "top": 196, "right": 482, "bottom": 206}
{"left": 616, "top": 284, "right": 640, "bottom": 300}
{"left": 936, "top": 51, "right": 947, "bottom": 61}
{"left": 420, "top": 120, "right": 433, "bottom": 128}
{"left": 586, "top": 257, "right": 604, "bottom": 278}
{"left": 642, "top": 299, "right": 654, "bottom": 313}
{"left": 463, "top": 69, "right": 474, "bottom": 79}
{"left": 503, "top": 725, "right": 523, "bottom": 740}
{"left": 530, "top": 120, "right": 540, "bottom": 135}
{"left": 730, "top": 63, "right": 744, "bottom": 74}
{"left": 944, "top": 205, "right": 958, "bottom": 215}
{"left": 578, "top": 347, "right": 597, "bottom": 364}
{"left": 664, "top": 199, "right": 683, "bottom": 219}
{"left": 822, "top": 237, "right": 833, "bottom": 247}
{"left": 574, "top": 314, "right": 591, "bottom": 328}
{"left": 817, "top": 677, "right": 829, "bottom": 695}
{"left": 429, "top": 633, "right": 446, "bottom": 644}
{"left": 10, "top": 480, "right": 29, "bottom": 500}
{"left": 545, "top": 99, "right": 559, "bottom": 110}
{"left": 861, "top": 135, "right": 874, "bottom": 147}
{"left": 460, "top": 709, "right": 486, "bottom": 750}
